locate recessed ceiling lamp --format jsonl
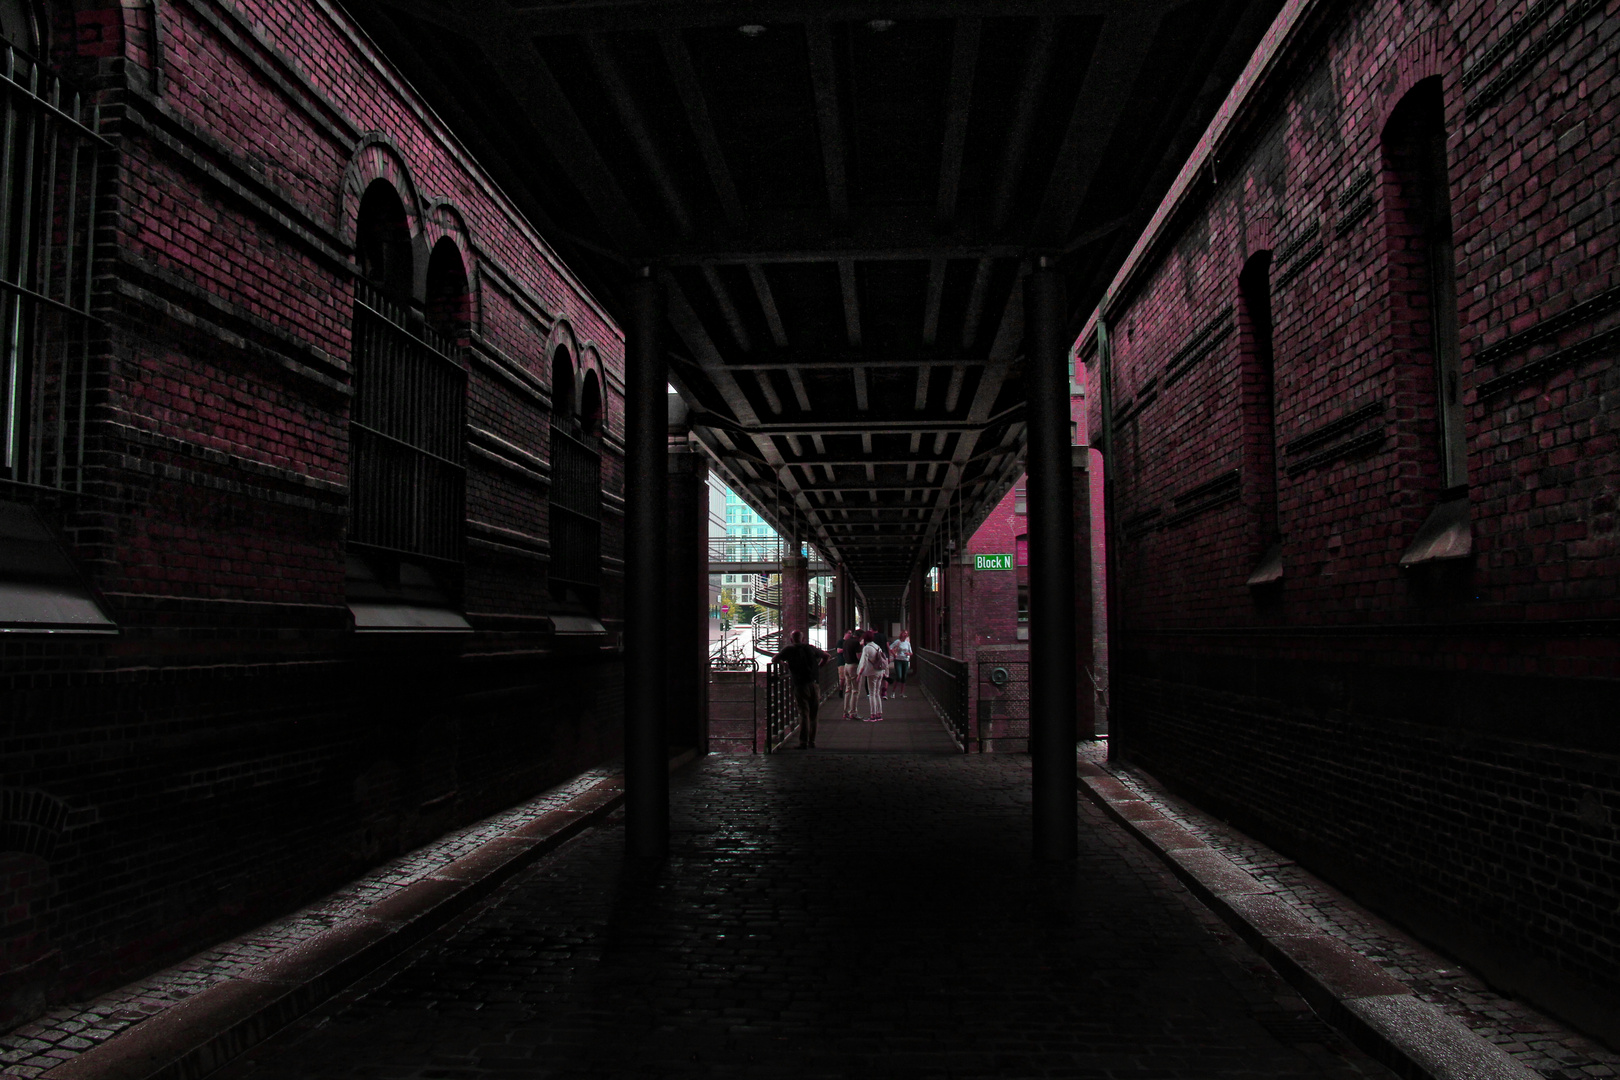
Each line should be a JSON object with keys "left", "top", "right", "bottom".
{"left": 867, "top": 18, "right": 896, "bottom": 31}
{"left": 738, "top": 23, "right": 766, "bottom": 36}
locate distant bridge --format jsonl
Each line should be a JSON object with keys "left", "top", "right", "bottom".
{"left": 709, "top": 538, "right": 834, "bottom": 577}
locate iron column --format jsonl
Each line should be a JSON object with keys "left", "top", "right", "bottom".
{"left": 1025, "top": 262, "right": 1078, "bottom": 860}
{"left": 624, "top": 271, "right": 668, "bottom": 858}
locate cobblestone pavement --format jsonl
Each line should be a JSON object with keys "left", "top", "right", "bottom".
{"left": 0, "top": 764, "right": 621, "bottom": 1078}
{"left": 216, "top": 754, "right": 1394, "bottom": 1079}
{"left": 1079, "top": 744, "right": 1620, "bottom": 1080}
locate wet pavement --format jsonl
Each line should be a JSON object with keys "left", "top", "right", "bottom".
{"left": 211, "top": 752, "right": 1396, "bottom": 1080}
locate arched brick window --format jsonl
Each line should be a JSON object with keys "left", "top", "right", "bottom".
{"left": 579, "top": 368, "right": 603, "bottom": 437}
{"left": 0, "top": 2, "right": 104, "bottom": 491}
{"left": 548, "top": 344, "right": 600, "bottom": 609}
{"left": 1238, "top": 251, "right": 1282, "bottom": 586}
{"left": 424, "top": 237, "right": 472, "bottom": 342}
{"left": 1382, "top": 77, "right": 1467, "bottom": 494}
{"left": 348, "top": 181, "right": 467, "bottom": 619}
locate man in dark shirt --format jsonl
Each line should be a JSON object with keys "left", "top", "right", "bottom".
{"left": 774, "top": 630, "right": 829, "bottom": 749}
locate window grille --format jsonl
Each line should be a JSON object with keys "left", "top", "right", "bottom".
{"left": 548, "top": 425, "right": 600, "bottom": 600}
{"left": 349, "top": 281, "right": 466, "bottom": 563}
{"left": 0, "top": 49, "right": 108, "bottom": 491}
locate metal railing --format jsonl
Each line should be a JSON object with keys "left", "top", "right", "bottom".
{"left": 763, "top": 658, "right": 800, "bottom": 753}
{"left": 707, "top": 536, "right": 828, "bottom": 566}
{"left": 915, "top": 648, "right": 970, "bottom": 752}
{"left": 706, "top": 657, "right": 758, "bottom": 754}
{"left": 1, "top": 49, "right": 108, "bottom": 491}
{"left": 350, "top": 282, "right": 466, "bottom": 562}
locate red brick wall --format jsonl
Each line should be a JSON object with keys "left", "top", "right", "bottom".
{"left": 0, "top": 0, "right": 627, "bottom": 1026}
{"left": 1083, "top": 0, "right": 1620, "bottom": 1021}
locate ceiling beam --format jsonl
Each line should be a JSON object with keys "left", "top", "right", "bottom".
{"left": 471, "top": 23, "right": 652, "bottom": 253}
{"left": 494, "top": 0, "right": 1126, "bottom": 34}
{"left": 1029, "top": 12, "right": 1166, "bottom": 243}
{"left": 935, "top": 17, "right": 980, "bottom": 227}
{"left": 659, "top": 241, "right": 1023, "bottom": 266}
{"left": 581, "top": 33, "right": 695, "bottom": 238}
{"left": 986, "top": 16, "right": 1060, "bottom": 233}
{"left": 658, "top": 28, "right": 745, "bottom": 224}
{"left": 916, "top": 270, "right": 1025, "bottom": 569}
{"left": 839, "top": 259, "right": 869, "bottom": 411}
{"left": 722, "top": 351, "right": 982, "bottom": 370}
{"left": 806, "top": 21, "right": 849, "bottom": 223}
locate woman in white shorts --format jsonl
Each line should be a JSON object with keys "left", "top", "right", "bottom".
{"left": 856, "top": 631, "right": 889, "bottom": 721}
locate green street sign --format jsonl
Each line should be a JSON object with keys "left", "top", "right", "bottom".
{"left": 975, "top": 553, "right": 1013, "bottom": 570}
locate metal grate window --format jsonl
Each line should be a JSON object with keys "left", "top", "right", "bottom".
{"left": 349, "top": 281, "right": 466, "bottom": 563}
{"left": 548, "top": 425, "right": 600, "bottom": 599}
{"left": 0, "top": 48, "right": 107, "bottom": 491}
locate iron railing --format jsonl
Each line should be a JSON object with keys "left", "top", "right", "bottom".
{"left": 763, "top": 658, "right": 802, "bottom": 753}
{"left": 549, "top": 425, "right": 601, "bottom": 598}
{"left": 350, "top": 282, "right": 466, "bottom": 562}
{"left": 0, "top": 49, "right": 107, "bottom": 491}
{"left": 706, "top": 657, "right": 758, "bottom": 754}
{"left": 915, "top": 648, "right": 970, "bottom": 752}
{"left": 707, "top": 536, "right": 828, "bottom": 565}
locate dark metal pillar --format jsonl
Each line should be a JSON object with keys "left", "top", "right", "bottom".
{"left": 1095, "top": 317, "right": 1124, "bottom": 765}
{"left": 1025, "top": 262, "right": 1077, "bottom": 861}
{"left": 624, "top": 272, "right": 668, "bottom": 858}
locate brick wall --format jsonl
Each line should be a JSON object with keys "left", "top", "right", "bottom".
{"left": 0, "top": 0, "right": 627, "bottom": 1029}
{"left": 1083, "top": 0, "right": 1619, "bottom": 1030}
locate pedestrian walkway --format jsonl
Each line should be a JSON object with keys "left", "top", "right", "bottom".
{"left": 205, "top": 754, "right": 1392, "bottom": 1079}
{"left": 809, "top": 684, "right": 960, "bottom": 753}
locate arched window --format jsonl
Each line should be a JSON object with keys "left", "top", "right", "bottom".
{"left": 1383, "top": 78, "right": 1466, "bottom": 493}
{"left": 579, "top": 368, "right": 603, "bottom": 437}
{"left": 1, "top": 4, "right": 103, "bottom": 491}
{"left": 348, "top": 181, "right": 467, "bottom": 622}
{"left": 1238, "top": 251, "right": 1283, "bottom": 587}
{"left": 424, "top": 237, "right": 471, "bottom": 341}
{"left": 551, "top": 346, "right": 575, "bottom": 420}
{"left": 547, "top": 344, "right": 600, "bottom": 609}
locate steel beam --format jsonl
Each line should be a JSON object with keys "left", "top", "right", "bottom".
{"left": 624, "top": 273, "right": 669, "bottom": 859}
{"left": 1024, "top": 263, "right": 1076, "bottom": 861}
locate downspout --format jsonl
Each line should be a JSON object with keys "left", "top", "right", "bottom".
{"left": 1095, "top": 314, "right": 1126, "bottom": 764}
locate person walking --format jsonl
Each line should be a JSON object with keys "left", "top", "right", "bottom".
{"left": 839, "top": 629, "right": 862, "bottom": 719}
{"left": 773, "top": 630, "right": 829, "bottom": 749}
{"left": 856, "top": 630, "right": 889, "bottom": 721}
{"left": 890, "top": 629, "right": 913, "bottom": 698}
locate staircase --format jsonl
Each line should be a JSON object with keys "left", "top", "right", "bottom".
{"left": 752, "top": 580, "right": 783, "bottom": 656}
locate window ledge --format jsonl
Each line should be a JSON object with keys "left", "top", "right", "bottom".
{"left": 350, "top": 603, "right": 473, "bottom": 632}
{"left": 1246, "top": 542, "right": 1284, "bottom": 586}
{"left": 0, "top": 503, "right": 118, "bottom": 634}
{"left": 552, "top": 615, "right": 606, "bottom": 637}
{"left": 1400, "top": 494, "right": 1472, "bottom": 568}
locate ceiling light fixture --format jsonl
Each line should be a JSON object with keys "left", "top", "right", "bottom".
{"left": 738, "top": 23, "right": 766, "bottom": 37}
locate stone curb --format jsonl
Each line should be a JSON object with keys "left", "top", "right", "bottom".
{"left": 1078, "top": 760, "right": 1539, "bottom": 1080}
{"left": 40, "top": 750, "right": 702, "bottom": 1080}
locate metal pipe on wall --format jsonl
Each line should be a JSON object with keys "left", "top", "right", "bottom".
{"left": 624, "top": 271, "right": 669, "bottom": 858}
{"left": 1024, "top": 262, "right": 1078, "bottom": 861}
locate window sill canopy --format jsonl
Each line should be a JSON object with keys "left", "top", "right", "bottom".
{"left": 1400, "top": 493, "right": 1472, "bottom": 568}
{"left": 0, "top": 503, "right": 117, "bottom": 634}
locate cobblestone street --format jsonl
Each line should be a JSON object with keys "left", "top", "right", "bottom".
{"left": 213, "top": 754, "right": 1395, "bottom": 1079}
